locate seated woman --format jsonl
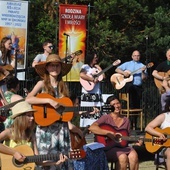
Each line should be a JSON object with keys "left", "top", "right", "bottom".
{"left": 0, "top": 101, "right": 67, "bottom": 169}
{"left": 145, "top": 100, "right": 170, "bottom": 169}
{"left": 89, "top": 95, "right": 139, "bottom": 170}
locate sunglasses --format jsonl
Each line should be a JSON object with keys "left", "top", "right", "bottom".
{"left": 48, "top": 46, "right": 54, "bottom": 49}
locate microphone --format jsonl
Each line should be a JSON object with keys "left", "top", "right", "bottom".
{"left": 63, "top": 33, "right": 70, "bottom": 36}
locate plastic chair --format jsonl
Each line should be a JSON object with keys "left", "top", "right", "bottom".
{"left": 119, "top": 93, "right": 143, "bottom": 131}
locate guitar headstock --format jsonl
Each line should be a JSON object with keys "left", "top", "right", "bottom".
{"left": 146, "top": 62, "right": 154, "bottom": 68}
{"left": 113, "top": 59, "right": 121, "bottom": 66}
{"left": 68, "top": 149, "right": 86, "bottom": 160}
{"left": 72, "top": 50, "right": 83, "bottom": 56}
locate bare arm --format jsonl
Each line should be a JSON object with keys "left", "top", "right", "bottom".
{"left": 89, "top": 122, "right": 114, "bottom": 139}
{"left": 115, "top": 67, "right": 129, "bottom": 77}
{"left": 152, "top": 70, "right": 165, "bottom": 80}
{"left": 145, "top": 113, "right": 166, "bottom": 139}
{"left": 26, "top": 81, "right": 59, "bottom": 108}
{"left": 10, "top": 94, "right": 23, "bottom": 103}
{"left": 0, "top": 144, "right": 26, "bottom": 161}
{"left": 32, "top": 60, "right": 38, "bottom": 67}
{"left": 80, "top": 69, "right": 94, "bottom": 82}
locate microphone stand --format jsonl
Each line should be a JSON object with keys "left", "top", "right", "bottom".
{"left": 64, "top": 34, "right": 69, "bottom": 83}
{"left": 64, "top": 34, "right": 69, "bottom": 63}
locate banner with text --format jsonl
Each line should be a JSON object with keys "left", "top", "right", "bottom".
{"left": 59, "top": 4, "right": 88, "bottom": 81}
{"left": 0, "top": 0, "right": 28, "bottom": 80}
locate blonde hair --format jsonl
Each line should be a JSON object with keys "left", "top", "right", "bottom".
{"left": 11, "top": 114, "right": 35, "bottom": 143}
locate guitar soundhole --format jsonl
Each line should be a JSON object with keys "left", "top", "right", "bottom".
{"left": 114, "top": 133, "right": 122, "bottom": 143}
{"left": 12, "top": 157, "right": 24, "bottom": 167}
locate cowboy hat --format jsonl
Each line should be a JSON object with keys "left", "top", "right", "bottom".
{"left": 35, "top": 54, "right": 72, "bottom": 78}
{"left": 11, "top": 101, "right": 36, "bottom": 119}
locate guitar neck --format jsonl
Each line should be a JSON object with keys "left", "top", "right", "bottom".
{"left": 96, "top": 64, "right": 114, "bottom": 77}
{"left": 130, "top": 67, "right": 143, "bottom": 75}
{"left": 63, "top": 106, "right": 111, "bottom": 113}
{"left": 25, "top": 153, "right": 60, "bottom": 163}
{"left": 23, "top": 150, "right": 84, "bottom": 164}
{"left": 121, "top": 136, "right": 139, "bottom": 142}
{"left": 64, "top": 106, "right": 94, "bottom": 112}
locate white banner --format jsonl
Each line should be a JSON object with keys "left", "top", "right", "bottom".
{"left": 0, "top": 0, "right": 28, "bottom": 80}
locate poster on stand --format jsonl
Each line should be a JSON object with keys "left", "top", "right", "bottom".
{"left": 59, "top": 4, "right": 88, "bottom": 81}
{"left": 0, "top": 0, "right": 28, "bottom": 80}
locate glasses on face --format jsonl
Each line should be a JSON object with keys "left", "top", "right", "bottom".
{"left": 48, "top": 46, "right": 54, "bottom": 50}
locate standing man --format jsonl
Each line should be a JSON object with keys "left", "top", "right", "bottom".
{"left": 79, "top": 52, "right": 104, "bottom": 127}
{"left": 32, "top": 40, "right": 53, "bottom": 67}
{"left": 152, "top": 49, "right": 170, "bottom": 111}
{"left": 115, "top": 50, "right": 147, "bottom": 109}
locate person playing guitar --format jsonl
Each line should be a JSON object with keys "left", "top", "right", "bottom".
{"left": 0, "top": 37, "right": 15, "bottom": 93}
{"left": 79, "top": 52, "right": 104, "bottom": 128}
{"left": 115, "top": 50, "right": 147, "bottom": 109}
{"left": 114, "top": 50, "right": 147, "bottom": 129}
{"left": 89, "top": 95, "right": 139, "bottom": 170}
{"left": 152, "top": 49, "right": 170, "bottom": 111}
{"left": 26, "top": 54, "right": 82, "bottom": 170}
{"left": 145, "top": 99, "right": 170, "bottom": 168}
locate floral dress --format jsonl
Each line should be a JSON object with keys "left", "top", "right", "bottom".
{"left": 35, "top": 90, "right": 73, "bottom": 170}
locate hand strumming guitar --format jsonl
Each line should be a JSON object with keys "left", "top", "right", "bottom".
{"left": 48, "top": 98, "right": 60, "bottom": 109}
{"left": 106, "top": 131, "right": 115, "bottom": 141}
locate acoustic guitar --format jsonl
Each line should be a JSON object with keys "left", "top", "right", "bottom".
{"left": 154, "top": 70, "right": 170, "bottom": 91}
{"left": 80, "top": 59, "right": 121, "bottom": 91}
{"left": 95, "top": 124, "right": 140, "bottom": 148}
{"left": 70, "top": 125, "right": 89, "bottom": 149}
{"left": 110, "top": 62, "right": 154, "bottom": 90}
{"left": 145, "top": 127, "right": 170, "bottom": 153}
{"left": 0, "top": 144, "right": 86, "bottom": 170}
{"left": 0, "top": 64, "right": 14, "bottom": 81}
{"left": 33, "top": 93, "right": 112, "bottom": 126}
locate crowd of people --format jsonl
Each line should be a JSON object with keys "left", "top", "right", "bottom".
{"left": 0, "top": 35, "right": 170, "bottom": 170}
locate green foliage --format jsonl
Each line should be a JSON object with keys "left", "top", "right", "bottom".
{"left": 27, "top": 0, "right": 170, "bottom": 76}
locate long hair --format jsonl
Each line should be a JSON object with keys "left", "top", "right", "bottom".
{"left": 43, "top": 63, "right": 69, "bottom": 97}
{"left": 11, "top": 115, "right": 35, "bottom": 143}
{"left": 6, "top": 76, "right": 19, "bottom": 90}
{"left": 84, "top": 51, "right": 97, "bottom": 65}
{"left": 0, "top": 37, "right": 12, "bottom": 64}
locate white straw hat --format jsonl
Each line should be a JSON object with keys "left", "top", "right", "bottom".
{"left": 11, "top": 101, "right": 36, "bottom": 119}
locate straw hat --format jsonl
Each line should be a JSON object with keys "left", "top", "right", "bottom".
{"left": 11, "top": 101, "right": 36, "bottom": 119}
{"left": 35, "top": 54, "right": 72, "bottom": 78}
